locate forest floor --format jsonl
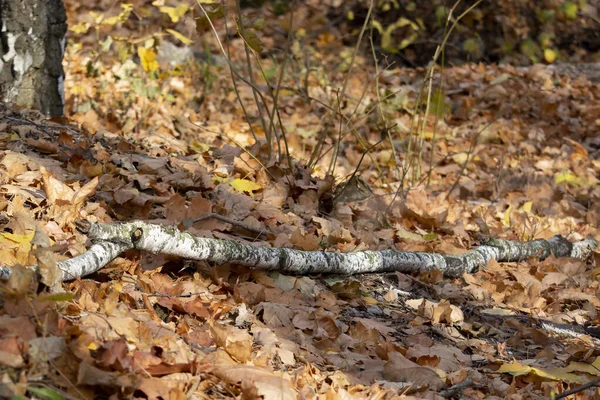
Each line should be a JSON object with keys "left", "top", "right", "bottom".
{"left": 1, "top": 1, "right": 600, "bottom": 399}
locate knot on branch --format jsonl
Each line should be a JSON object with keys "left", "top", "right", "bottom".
{"left": 75, "top": 219, "right": 91, "bottom": 234}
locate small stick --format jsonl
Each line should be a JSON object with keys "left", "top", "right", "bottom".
{"left": 554, "top": 376, "right": 600, "bottom": 399}
{"left": 440, "top": 378, "right": 476, "bottom": 398}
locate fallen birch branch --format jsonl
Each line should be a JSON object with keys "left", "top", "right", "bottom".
{"left": 0, "top": 220, "right": 597, "bottom": 282}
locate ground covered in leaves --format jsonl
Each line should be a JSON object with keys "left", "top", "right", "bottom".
{"left": 1, "top": 1, "right": 600, "bottom": 399}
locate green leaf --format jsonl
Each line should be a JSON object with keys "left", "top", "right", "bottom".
{"left": 39, "top": 293, "right": 75, "bottom": 302}
{"left": 463, "top": 38, "right": 482, "bottom": 59}
{"left": 241, "top": 29, "right": 262, "bottom": 52}
{"left": 537, "top": 9, "right": 556, "bottom": 23}
{"left": 560, "top": 2, "right": 578, "bottom": 19}
{"left": 519, "top": 39, "right": 542, "bottom": 63}
{"left": 422, "top": 232, "right": 438, "bottom": 241}
{"left": 428, "top": 89, "right": 449, "bottom": 118}
{"left": 435, "top": 6, "right": 448, "bottom": 25}
{"left": 195, "top": 5, "right": 224, "bottom": 35}
{"left": 27, "top": 387, "right": 65, "bottom": 400}
{"left": 251, "top": 18, "right": 265, "bottom": 30}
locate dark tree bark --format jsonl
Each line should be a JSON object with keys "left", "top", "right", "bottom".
{"left": 0, "top": 0, "right": 67, "bottom": 117}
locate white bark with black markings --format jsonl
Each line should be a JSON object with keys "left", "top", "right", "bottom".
{"left": 0, "top": 220, "right": 596, "bottom": 283}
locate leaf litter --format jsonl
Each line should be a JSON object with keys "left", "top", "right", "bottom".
{"left": 0, "top": 0, "right": 599, "bottom": 398}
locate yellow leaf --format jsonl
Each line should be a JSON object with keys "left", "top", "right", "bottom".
{"left": 102, "top": 15, "right": 120, "bottom": 26}
{"left": 564, "top": 360, "right": 600, "bottom": 376}
{"left": 230, "top": 178, "right": 262, "bottom": 195}
{"left": 521, "top": 201, "right": 533, "bottom": 213}
{"left": 159, "top": 4, "right": 189, "bottom": 23}
{"left": 0, "top": 249, "right": 18, "bottom": 266}
{"left": 497, "top": 360, "right": 586, "bottom": 384}
{"left": 555, "top": 171, "right": 584, "bottom": 187}
{"left": 69, "top": 21, "right": 90, "bottom": 34}
{"left": 137, "top": 47, "right": 159, "bottom": 72}
{"left": 89, "top": 11, "right": 104, "bottom": 25}
{"left": 419, "top": 130, "right": 453, "bottom": 141}
{"left": 101, "top": 3, "right": 133, "bottom": 26}
{"left": 70, "top": 84, "right": 87, "bottom": 95}
{"left": 0, "top": 231, "right": 34, "bottom": 265}
{"left": 544, "top": 48, "right": 557, "bottom": 63}
{"left": 496, "top": 361, "right": 532, "bottom": 375}
{"left": 166, "top": 29, "right": 194, "bottom": 45}
{"left": 1, "top": 231, "right": 35, "bottom": 248}
{"left": 362, "top": 297, "right": 378, "bottom": 305}
{"left": 190, "top": 141, "right": 210, "bottom": 153}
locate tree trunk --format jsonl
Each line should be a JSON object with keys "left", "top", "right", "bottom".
{"left": 0, "top": 0, "right": 67, "bottom": 117}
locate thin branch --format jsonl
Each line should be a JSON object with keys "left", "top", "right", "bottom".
{"left": 0, "top": 220, "right": 595, "bottom": 283}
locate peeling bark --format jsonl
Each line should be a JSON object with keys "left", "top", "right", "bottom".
{"left": 0, "top": 220, "right": 596, "bottom": 283}
{"left": 0, "top": 0, "right": 67, "bottom": 117}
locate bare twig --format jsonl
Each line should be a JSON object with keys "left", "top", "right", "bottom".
{"left": 440, "top": 377, "right": 476, "bottom": 398}
{"left": 554, "top": 376, "right": 600, "bottom": 399}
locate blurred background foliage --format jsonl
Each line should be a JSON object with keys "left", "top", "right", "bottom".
{"left": 339, "top": 0, "right": 599, "bottom": 67}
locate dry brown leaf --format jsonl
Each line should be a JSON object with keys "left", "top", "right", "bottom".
{"left": 209, "top": 321, "right": 253, "bottom": 363}
{"left": 382, "top": 352, "right": 445, "bottom": 391}
{"left": 212, "top": 365, "right": 296, "bottom": 400}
